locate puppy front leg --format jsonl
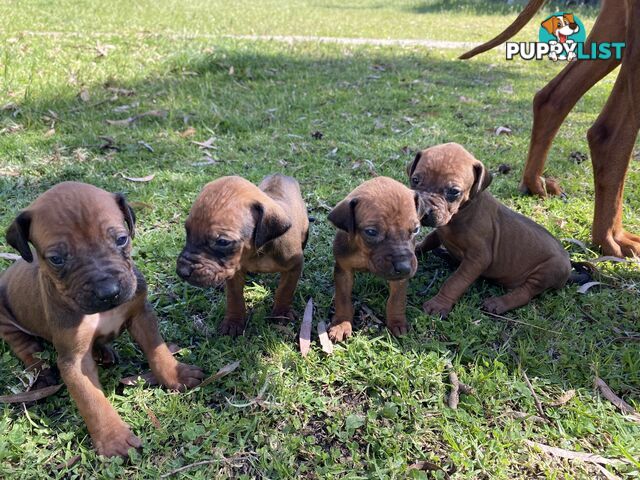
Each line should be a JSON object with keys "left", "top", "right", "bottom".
{"left": 127, "top": 302, "right": 204, "bottom": 390}
{"left": 329, "top": 262, "right": 354, "bottom": 342}
{"left": 219, "top": 271, "right": 246, "bottom": 337}
{"left": 423, "top": 257, "right": 487, "bottom": 317}
{"left": 415, "top": 231, "right": 441, "bottom": 255}
{"left": 55, "top": 339, "right": 141, "bottom": 457}
{"left": 271, "top": 259, "right": 303, "bottom": 322}
{"left": 386, "top": 279, "right": 408, "bottom": 336}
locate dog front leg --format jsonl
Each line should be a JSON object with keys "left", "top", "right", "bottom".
{"left": 127, "top": 302, "right": 203, "bottom": 390}
{"left": 219, "top": 270, "right": 246, "bottom": 337}
{"left": 329, "top": 262, "right": 354, "bottom": 342}
{"left": 271, "top": 259, "right": 303, "bottom": 322}
{"left": 54, "top": 337, "right": 141, "bottom": 457}
{"left": 415, "top": 231, "right": 441, "bottom": 255}
{"left": 386, "top": 279, "right": 408, "bottom": 337}
{"left": 423, "top": 257, "right": 487, "bottom": 317}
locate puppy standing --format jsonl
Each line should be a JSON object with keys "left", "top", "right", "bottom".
{"left": 328, "top": 177, "right": 423, "bottom": 342}
{"left": 177, "top": 175, "right": 309, "bottom": 336}
{"left": 0, "top": 182, "right": 204, "bottom": 457}
{"left": 408, "top": 143, "right": 571, "bottom": 316}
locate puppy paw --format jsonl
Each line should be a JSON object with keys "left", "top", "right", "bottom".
{"left": 386, "top": 319, "right": 408, "bottom": 337}
{"left": 423, "top": 298, "right": 452, "bottom": 318}
{"left": 328, "top": 320, "right": 352, "bottom": 342}
{"left": 94, "top": 424, "right": 142, "bottom": 458}
{"left": 164, "top": 363, "right": 205, "bottom": 391}
{"left": 482, "top": 297, "right": 508, "bottom": 315}
{"left": 218, "top": 317, "right": 246, "bottom": 337}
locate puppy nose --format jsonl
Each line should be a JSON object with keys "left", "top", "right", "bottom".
{"left": 94, "top": 280, "right": 121, "bottom": 302}
{"left": 392, "top": 259, "right": 412, "bottom": 276}
{"left": 176, "top": 258, "right": 193, "bottom": 279}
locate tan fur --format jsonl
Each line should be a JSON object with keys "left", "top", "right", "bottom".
{"left": 177, "top": 175, "right": 309, "bottom": 337}
{"left": 0, "top": 182, "right": 204, "bottom": 457}
{"left": 327, "top": 177, "right": 423, "bottom": 342}
{"left": 408, "top": 143, "right": 571, "bottom": 317}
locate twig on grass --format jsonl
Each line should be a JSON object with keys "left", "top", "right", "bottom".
{"left": 522, "top": 370, "right": 549, "bottom": 422}
{"left": 482, "top": 310, "right": 562, "bottom": 335}
{"left": 160, "top": 460, "right": 220, "bottom": 478}
{"left": 595, "top": 377, "right": 640, "bottom": 423}
{"left": 444, "top": 361, "right": 474, "bottom": 409}
{"left": 525, "top": 440, "right": 630, "bottom": 467}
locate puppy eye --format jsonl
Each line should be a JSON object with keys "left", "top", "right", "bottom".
{"left": 115, "top": 235, "right": 129, "bottom": 247}
{"left": 411, "top": 176, "right": 420, "bottom": 186}
{"left": 446, "top": 187, "right": 462, "bottom": 200}
{"left": 47, "top": 255, "right": 65, "bottom": 267}
{"left": 363, "top": 228, "right": 378, "bottom": 238}
{"left": 412, "top": 226, "right": 420, "bottom": 235}
{"left": 214, "top": 238, "right": 231, "bottom": 247}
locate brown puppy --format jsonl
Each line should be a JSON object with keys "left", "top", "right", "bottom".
{"left": 328, "top": 177, "right": 423, "bottom": 342}
{"left": 408, "top": 143, "right": 571, "bottom": 316}
{"left": 0, "top": 182, "right": 204, "bottom": 457}
{"left": 176, "top": 174, "right": 309, "bottom": 337}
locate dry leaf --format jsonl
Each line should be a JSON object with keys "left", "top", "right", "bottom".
{"left": 0, "top": 384, "right": 63, "bottom": 403}
{"left": 118, "top": 173, "right": 155, "bottom": 183}
{"left": 495, "top": 126, "right": 512, "bottom": 135}
{"left": 550, "top": 389, "right": 576, "bottom": 406}
{"left": 0, "top": 252, "right": 21, "bottom": 261}
{"left": 145, "top": 406, "right": 162, "bottom": 429}
{"left": 595, "top": 377, "right": 640, "bottom": 422}
{"left": 79, "top": 89, "right": 90, "bottom": 102}
{"left": 179, "top": 127, "right": 196, "bottom": 138}
{"left": 198, "top": 360, "right": 241, "bottom": 388}
{"left": 525, "top": 440, "right": 630, "bottom": 466}
{"left": 55, "top": 454, "right": 81, "bottom": 471}
{"left": 192, "top": 137, "right": 216, "bottom": 149}
{"left": 299, "top": 298, "right": 313, "bottom": 357}
{"left": 317, "top": 321, "right": 334, "bottom": 354}
{"left": 44, "top": 128, "right": 55, "bottom": 137}
{"left": 106, "top": 109, "right": 167, "bottom": 126}
{"left": 106, "top": 87, "right": 135, "bottom": 96}
{"left": 577, "top": 281, "right": 605, "bottom": 294}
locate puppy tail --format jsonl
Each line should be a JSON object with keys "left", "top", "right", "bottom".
{"left": 459, "top": 0, "right": 548, "bottom": 59}
{"left": 567, "top": 261, "right": 595, "bottom": 285}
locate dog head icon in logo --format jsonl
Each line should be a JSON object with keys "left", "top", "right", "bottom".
{"left": 539, "top": 12, "right": 586, "bottom": 61}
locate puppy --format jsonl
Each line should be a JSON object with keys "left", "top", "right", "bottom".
{"left": 327, "top": 177, "right": 423, "bottom": 342}
{"left": 0, "top": 182, "right": 204, "bottom": 457}
{"left": 176, "top": 175, "right": 309, "bottom": 337}
{"left": 408, "top": 143, "right": 571, "bottom": 316}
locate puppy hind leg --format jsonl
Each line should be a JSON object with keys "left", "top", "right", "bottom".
{"left": 270, "top": 260, "right": 303, "bottom": 323}
{"left": 482, "top": 269, "right": 554, "bottom": 315}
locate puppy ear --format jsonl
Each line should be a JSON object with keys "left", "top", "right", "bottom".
{"left": 541, "top": 16, "right": 557, "bottom": 35}
{"left": 6, "top": 211, "right": 33, "bottom": 262}
{"left": 252, "top": 201, "right": 292, "bottom": 250}
{"left": 565, "top": 13, "right": 575, "bottom": 24}
{"left": 471, "top": 162, "right": 493, "bottom": 197}
{"left": 407, "top": 152, "right": 421, "bottom": 178}
{"left": 114, "top": 193, "right": 136, "bottom": 239}
{"left": 328, "top": 198, "right": 358, "bottom": 233}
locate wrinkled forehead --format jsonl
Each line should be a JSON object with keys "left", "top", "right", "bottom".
{"left": 417, "top": 147, "right": 476, "bottom": 186}
{"left": 354, "top": 191, "right": 419, "bottom": 228}
{"left": 186, "top": 187, "right": 252, "bottom": 239}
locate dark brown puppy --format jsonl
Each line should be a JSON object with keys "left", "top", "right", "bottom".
{"left": 328, "top": 177, "right": 423, "bottom": 342}
{"left": 408, "top": 143, "right": 571, "bottom": 316}
{"left": 0, "top": 182, "right": 204, "bottom": 457}
{"left": 176, "top": 174, "right": 309, "bottom": 337}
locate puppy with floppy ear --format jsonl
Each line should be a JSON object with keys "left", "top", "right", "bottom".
{"left": 408, "top": 143, "right": 571, "bottom": 316}
{"left": 328, "top": 177, "right": 423, "bottom": 342}
{"left": 0, "top": 182, "right": 204, "bottom": 457}
{"left": 176, "top": 175, "right": 309, "bottom": 337}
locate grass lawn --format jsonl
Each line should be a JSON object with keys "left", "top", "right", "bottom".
{"left": 1, "top": 0, "right": 639, "bottom": 478}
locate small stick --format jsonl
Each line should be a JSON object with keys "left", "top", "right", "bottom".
{"left": 445, "top": 361, "right": 460, "bottom": 409}
{"left": 482, "top": 310, "right": 562, "bottom": 335}
{"left": 595, "top": 377, "right": 640, "bottom": 423}
{"left": 522, "top": 370, "right": 548, "bottom": 421}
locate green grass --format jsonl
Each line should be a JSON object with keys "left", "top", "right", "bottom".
{"left": 1, "top": 1, "right": 639, "bottom": 478}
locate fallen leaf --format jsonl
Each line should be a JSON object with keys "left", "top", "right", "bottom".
{"left": 44, "top": 128, "right": 55, "bottom": 137}
{"left": 0, "top": 252, "right": 21, "bottom": 261}
{"left": 106, "top": 87, "right": 135, "bottom": 96}
{"left": 55, "top": 454, "right": 81, "bottom": 471}
{"left": 106, "top": 109, "right": 167, "bottom": 126}
{"left": 317, "top": 321, "right": 333, "bottom": 354}
{"left": 595, "top": 377, "right": 640, "bottom": 423}
{"left": 192, "top": 137, "right": 216, "bottom": 149}
{"left": 138, "top": 140, "right": 154, "bottom": 152}
{"left": 495, "top": 126, "right": 512, "bottom": 135}
{"left": 525, "top": 440, "right": 631, "bottom": 466}
{"left": 198, "top": 360, "right": 241, "bottom": 388}
{"left": 408, "top": 460, "right": 450, "bottom": 478}
{"left": 0, "top": 384, "right": 63, "bottom": 403}
{"left": 550, "top": 389, "right": 576, "bottom": 406}
{"left": 112, "top": 102, "right": 140, "bottom": 113}
{"left": 562, "top": 238, "right": 588, "bottom": 252}
{"left": 79, "top": 89, "right": 90, "bottom": 102}
{"left": 591, "top": 256, "right": 631, "bottom": 264}
{"left": 179, "top": 127, "right": 196, "bottom": 138}
{"left": 145, "top": 406, "right": 162, "bottom": 429}
{"left": 95, "top": 43, "right": 115, "bottom": 57}
{"left": 577, "top": 281, "right": 605, "bottom": 294}
{"left": 299, "top": 298, "right": 313, "bottom": 357}
{"left": 118, "top": 173, "right": 155, "bottom": 183}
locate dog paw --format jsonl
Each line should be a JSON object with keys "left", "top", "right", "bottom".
{"left": 218, "top": 317, "right": 246, "bottom": 337}
{"left": 386, "top": 319, "right": 408, "bottom": 337}
{"left": 94, "top": 424, "right": 142, "bottom": 458}
{"left": 519, "top": 176, "right": 562, "bottom": 197}
{"left": 599, "top": 229, "right": 640, "bottom": 257}
{"left": 165, "top": 363, "right": 205, "bottom": 391}
{"left": 423, "top": 298, "right": 452, "bottom": 318}
{"left": 482, "top": 297, "right": 508, "bottom": 315}
{"left": 269, "top": 307, "right": 297, "bottom": 323}
{"left": 328, "top": 320, "right": 352, "bottom": 342}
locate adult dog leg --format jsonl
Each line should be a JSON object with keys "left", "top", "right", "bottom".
{"left": 521, "top": 0, "right": 623, "bottom": 196}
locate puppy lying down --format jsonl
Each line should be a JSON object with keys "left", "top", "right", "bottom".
{"left": 408, "top": 143, "right": 571, "bottom": 316}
